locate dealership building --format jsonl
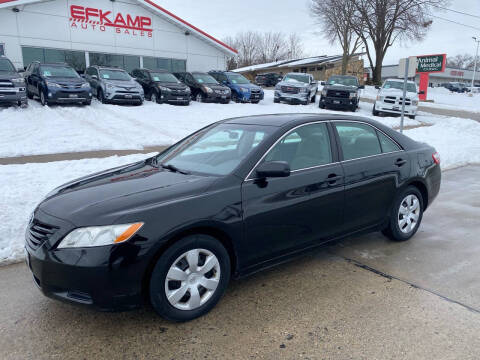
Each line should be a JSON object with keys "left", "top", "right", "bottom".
{"left": 0, "top": 0, "right": 236, "bottom": 73}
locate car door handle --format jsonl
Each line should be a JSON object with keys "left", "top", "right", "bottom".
{"left": 395, "top": 159, "right": 407, "bottom": 167}
{"left": 327, "top": 174, "right": 343, "bottom": 186}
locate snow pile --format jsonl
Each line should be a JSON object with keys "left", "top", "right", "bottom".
{"left": 0, "top": 90, "right": 421, "bottom": 158}
{"left": 0, "top": 153, "right": 153, "bottom": 266}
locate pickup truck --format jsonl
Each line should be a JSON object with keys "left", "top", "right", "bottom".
{"left": 319, "top": 75, "right": 363, "bottom": 111}
{"left": 274, "top": 72, "right": 317, "bottom": 105}
{"left": 0, "top": 55, "right": 28, "bottom": 108}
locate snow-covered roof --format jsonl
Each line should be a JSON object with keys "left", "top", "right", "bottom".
{"left": 0, "top": 0, "right": 237, "bottom": 56}
{"left": 233, "top": 54, "right": 355, "bottom": 73}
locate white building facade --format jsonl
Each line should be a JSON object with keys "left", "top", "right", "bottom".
{"left": 0, "top": 0, "right": 236, "bottom": 73}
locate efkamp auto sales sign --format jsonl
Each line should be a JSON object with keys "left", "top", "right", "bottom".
{"left": 416, "top": 54, "right": 446, "bottom": 73}
{"left": 69, "top": 5, "right": 153, "bottom": 38}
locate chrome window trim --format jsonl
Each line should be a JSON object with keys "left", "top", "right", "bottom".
{"left": 244, "top": 119, "right": 405, "bottom": 182}
{"left": 244, "top": 120, "right": 331, "bottom": 181}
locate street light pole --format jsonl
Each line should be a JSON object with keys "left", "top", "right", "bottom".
{"left": 472, "top": 37, "right": 480, "bottom": 88}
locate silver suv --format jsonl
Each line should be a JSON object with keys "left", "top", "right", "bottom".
{"left": 0, "top": 55, "right": 28, "bottom": 108}
{"left": 274, "top": 72, "right": 318, "bottom": 105}
{"left": 85, "top": 66, "right": 144, "bottom": 105}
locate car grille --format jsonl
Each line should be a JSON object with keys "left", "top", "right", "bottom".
{"left": 0, "top": 90, "right": 16, "bottom": 95}
{"left": 251, "top": 89, "right": 262, "bottom": 94}
{"left": 384, "top": 96, "right": 411, "bottom": 105}
{"left": 26, "top": 219, "right": 58, "bottom": 250}
{"left": 281, "top": 86, "right": 300, "bottom": 94}
{"left": 59, "top": 84, "right": 83, "bottom": 89}
{"left": 215, "top": 89, "right": 229, "bottom": 95}
{"left": 0, "top": 80, "right": 14, "bottom": 88}
{"left": 327, "top": 90, "right": 349, "bottom": 98}
{"left": 171, "top": 89, "right": 188, "bottom": 95}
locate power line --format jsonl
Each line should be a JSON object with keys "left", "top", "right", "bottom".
{"left": 431, "top": 5, "right": 480, "bottom": 20}
{"left": 431, "top": 15, "right": 480, "bottom": 32}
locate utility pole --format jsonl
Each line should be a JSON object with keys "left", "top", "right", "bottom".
{"left": 472, "top": 37, "right": 480, "bottom": 88}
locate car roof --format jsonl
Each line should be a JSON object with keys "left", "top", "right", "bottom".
{"left": 94, "top": 66, "right": 126, "bottom": 71}
{"left": 385, "top": 78, "right": 415, "bottom": 83}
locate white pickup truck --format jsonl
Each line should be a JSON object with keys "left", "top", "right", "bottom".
{"left": 372, "top": 78, "right": 421, "bottom": 119}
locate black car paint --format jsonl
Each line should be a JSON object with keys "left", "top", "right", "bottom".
{"left": 26, "top": 114, "right": 441, "bottom": 311}
{"left": 320, "top": 76, "right": 364, "bottom": 111}
{"left": 174, "top": 71, "right": 231, "bottom": 103}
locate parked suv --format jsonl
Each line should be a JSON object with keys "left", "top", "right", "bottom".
{"left": 255, "top": 72, "right": 283, "bottom": 87}
{"left": 274, "top": 72, "right": 318, "bottom": 105}
{"left": 174, "top": 72, "right": 231, "bottom": 103}
{"left": 443, "top": 82, "right": 467, "bottom": 93}
{"left": 85, "top": 66, "right": 143, "bottom": 105}
{"left": 372, "top": 78, "right": 420, "bottom": 119}
{"left": 0, "top": 55, "right": 28, "bottom": 108}
{"left": 25, "top": 62, "right": 92, "bottom": 106}
{"left": 209, "top": 71, "right": 264, "bottom": 103}
{"left": 131, "top": 69, "right": 190, "bottom": 105}
{"left": 319, "top": 75, "right": 364, "bottom": 111}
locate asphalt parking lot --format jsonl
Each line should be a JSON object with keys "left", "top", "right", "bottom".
{"left": 0, "top": 165, "right": 479, "bottom": 360}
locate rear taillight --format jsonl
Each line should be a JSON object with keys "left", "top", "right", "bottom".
{"left": 432, "top": 152, "right": 441, "bottom": 165}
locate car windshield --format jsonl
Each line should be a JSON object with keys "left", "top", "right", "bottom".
{"left": 383, "top": 81, "right": 416, "bottom": 93}
{"left": 327, "top": 76, "right": 358, "bottom": 86}
{"left": 283, "top": 74, "right": 309, "bottom": 83}
{"left": 156, "top": 123, "right": 275, "bottom": 176}
{"left": 99, "top": 69, "right": 131, "bottom": 81}
{"left": 0, "top": 58, "right": 15, "bottom": 72}
{"left": 40, "top": 65, "right": 79, "bottom": 78}
{"left": 227, "top": 73, "right": 250, "bottom": 84}
{"left": 151, "top": 72, "right": 180, "bottom": 83}
{"left": 193, "top": 73, "right": 218, "bottom": 84}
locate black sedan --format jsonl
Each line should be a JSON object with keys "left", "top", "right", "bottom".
{"left": 26, "top": 114, "right": 441, "bottom": 322}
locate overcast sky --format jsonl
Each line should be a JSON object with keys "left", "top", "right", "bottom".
{"left": 158, "top": 0, "right": 480, "bottom": 66}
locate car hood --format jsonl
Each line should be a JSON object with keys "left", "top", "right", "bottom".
{"left": 379, "top": 88, "right": 418, "bottom": 97}
{"left": 46, "top": 77, "right": 87, "bottom": 85}
{"left": 0, "top": 70, "right": 21, "bottom": 80}
{"left": 105, "top": 79, "right": 139, "bottom": 88}
{"left": 205, "top": 84, "right": 229, "bottom": 91}
{"left": 154, "top": 82, "right": 189, "bottom": 90}
{"left": 37, "top": 160, "right": 217, "bottom": 226}
{"left": 324, "top": 84, "right": 359, "bottom": 91}
{"left": 277, "top": 80, "right": 309, "bottom": 88}
{"left": 231, "top": 83, "right": 262, "bottom": 91}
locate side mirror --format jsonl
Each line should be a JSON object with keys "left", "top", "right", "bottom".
{"left": 256, "top": 161, "right": 291, "bottom": 178}
{"left": 91, "top": 75, "right": 98, "bottom": 80}
{"left": 358, "top": 85, "right": 365, "bottom": 89}
{"left": 375, "top": 85, "right": 380, "bottom": 90}
{"left": 17, "top": 68, "right": 25, "bottom": 73}
{"left": 418, "top": 90, "right": 425, "bottom": 95}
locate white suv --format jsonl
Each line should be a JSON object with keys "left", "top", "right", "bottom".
{"left": 373, "top": 78, "right": 419, "bottom": 119}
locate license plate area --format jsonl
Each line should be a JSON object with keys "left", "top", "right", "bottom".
{"left": 333, "top": 100, "right": 340, "bottom": 104}
{"left": 124, "top": 95, "right": 132, "bottom": 99}
{"left": 69, "top": 94, "right": 78, "bottom": 98}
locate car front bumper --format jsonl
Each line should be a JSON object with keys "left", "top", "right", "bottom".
{"left": 0, "top": 87, "right": 27, "bottom": 105}
{"left": 274, "top": 91, "right": 309, "bottom": 103}
{"left": 235, "top": 91, "right": 264, "bottom": 102}
{"left": 25, "top": 210, "right": 149, "bottom": 311}
{"left": 204, "top": 92, "right": 231, "bottom": 103}
{"left": 321, "top": 96, "right": 358, "bottom": 108}
{"left": 161, "top": 91, "right": 190, "bottom": 104}
{"left": 48, "top": 88, "right": 93, "bottom": 103}
{"left": 105, "top": 89, "right": 144, "bottom": 104}
{"left": 375, "top": 101, "right": 417, "bottom": 115}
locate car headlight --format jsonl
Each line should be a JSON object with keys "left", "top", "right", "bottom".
{"left": 240, "top": 87, "right": 249, "bottom": 93}
{"left": 81, "top": 83, "right": 90, "bottom": 88}
{"left": 158, "top": 86, "right": 171, "bottom": 92}
{"left": 106, "top": 83, "right": 116, "bottom": 89}
{"left": 203, "top": 86, "right": 213, "bottom": 94}
{"left": 300, "top": 87, "right": 309, "bottom": 93}
{"left": 12, "top": 77, "right": 25, "bottom": 85}
{"left": 57, "top": 223, "right": 144, "bottom": 249}
{"left": 321, "top": 89, "right": 327, "bottom": 96}
{"left": 275, "top": 84, "right": 281, "bottom": 91}
{"left": 185, "top": 87, "right": 191, "bottom": 94}
{"left": 376, "top": 95, "right": 384, "bottom": 101}
{"left": 46, "top": 81, "right": 61, "bottom": 88}
{"left": 349, "top": 92, "right": 358, "bottom": 99}
{"left": 412, "top": 100, "right": 418, "bottom": 106}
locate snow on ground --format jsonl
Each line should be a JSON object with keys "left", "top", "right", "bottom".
{"left": 0, "top": 90, "right": 420, "bottom": 158}
{"left": 0, "top": 153, "right": 154, "bottom": 266}
{"left": 363, "top": 85, "right": 480, "bottom": 113}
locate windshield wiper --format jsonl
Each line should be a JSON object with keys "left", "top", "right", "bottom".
{"left": 161, "top": 164, "right": 190, "bottom": 175}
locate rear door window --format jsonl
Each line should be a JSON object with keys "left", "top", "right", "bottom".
{"left": 334, "top": 122, "right": 382, "bottom": 161}
{"left": 377, "top": 131, "right": 401, "bottom": 153}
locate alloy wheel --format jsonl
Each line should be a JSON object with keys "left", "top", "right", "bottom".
{"left": 40, "top": 90, "right": 46, "bottom": 106}
{"left": 196, "top": 93, "right": 203, "bottom": 102}
{"left": 151, "top": 92, "right": 158, "bottom": 103}
{"left": 164, "top": 248, "right": 221, "bottom": 311}
{"left": 398, "top": 194, "right": 420, "bottom": 234}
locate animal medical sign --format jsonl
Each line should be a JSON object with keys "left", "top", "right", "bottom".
{"left": 69, "top": 5, "right": 153, "bottom": 37}
{"left": 416, "top": 54, "right": 446, "bottom": 73}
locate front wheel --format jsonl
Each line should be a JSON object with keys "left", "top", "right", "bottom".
{"left": 383, "top": 186, "right": 424, "bottom": 242}
{"left": 409, "top": 115, "right": 416, "bottom": 120}
{"left": 149, "top": 235, "right": 231, "bottom": 322}
{"left": 151, "top": 91, "right": 161, "bottom": 104}
{"left": 372, "top": 105, "right": 379, "bottom": 116}
{"left": 310, "top": 93, "right": 316, "bottom": 103}
{"left": 97, "top": 88, "right": 107, "bottom": 104}
{"left": 39, "top": 88, "right": 48, "bottom": 106}
{"left": 195, "top": 93, "right": 204, "bottom": 103}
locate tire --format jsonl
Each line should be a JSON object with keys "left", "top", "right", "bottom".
{"left": 97, "top": 88, "right": 107, "bottom": 104}
{"left": 27, "top": 89, "right": 34, "bottom": 99}
{"left": 20, "top": 100, "right": 28, "bottom": 109}
{"left": 350, "top": 105, "right": 357, "bottom": 112}
{"left": 372, "top": 105, "right": 379, "bottom": 116}
{"left": 83, "top": 100, "right": 91, "bottom": 106}
{"left": 310, "top": 93, "right": 316, "bottom": 103}
{"left": 251, "top": 100, "right": 259, "bottom": 104}
{"left": 231, "top": 93, "right": 239, "bottom": 103}
{"left": 382, "top": 186, "right": 424, "bottom": 242}
{"left": 409, "top": 115, "right": 416, "bottom": 120}
{"left": 274, "top": 98, "right": 280, "bottom": 103}
{"left": 151, "top": 91, "right": 161, "bottom": 104}
{"left": 319, "top": 100, "right": 325, "bottom": 109}
{"left": 302, "top": 100, "right": 309, "bottom": 105}
{"left": 195, "top": 93, "right": 204, "bottom": 103}
{"left": 149, "top": 234, "right": 231, "bottom": 322}
{"left": 39, "top": 88, "right": 48, "bottom": 106}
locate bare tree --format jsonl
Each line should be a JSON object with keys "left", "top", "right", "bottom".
{"left": 310, "top": 0, "right": 362, "bottom": 74}
{"left": 350, "top": 0, "right": 449, "bottom": 84}
{"left": 286, "top": 33, "right": 305, "bottom": 60}
{"left": 447, "top": 54, "right": 475, "bottom": 70}
{"left": 258, "top": 32, "right": 287, "bottom": 63}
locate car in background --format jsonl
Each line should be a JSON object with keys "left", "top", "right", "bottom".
{"left": 372, "top": 78, "right": 420, "bottom": 119}
{"left": 26, "top": 114, "right": 441, "bottom": 322}
{"left": 0, "top": 55, "right": 28, "bottom": 108}
{"left": 174, "top": 71, "right": 230, "bottom": 103}
{"left": 209, "top": 71, "right": 264, "bottom": 103}
{"left": 24, "top": 62, "right": 92, "bottom": 106}
{"left": 319, "top": 75, "right": 364, "bottom": 111}
{"left": 255, "top": 72, "right": 283, "bottom": 87}
{"left": 85, "top": 66, "right": 144, "bottom": 105}
{"left": 442, "top": 82, "right": 467, "bottom": 93}
{"left": 274, "top": 72, "right": 318, "bottom": 105}
{"left": 131, "top": 68, "right": 190, "bottom": 105}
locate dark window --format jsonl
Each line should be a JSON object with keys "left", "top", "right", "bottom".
{"left": 124, "top": 55, "right": 140, "bottom": 73}
{"left": 0, "top": 44, "right": 4, "bottom": 56}
{"left": 21, "top": 47, "right": 86, "bottom": 72}
{"left": 172, "top": 59, "right": 186, "bottom": 72}
{"left": 144, "top": 57, "right": 186, "bottom": 72}
{"left": 378, "top": 131, "right": 401, "bottom": 153}
{"left": 264, "top": 123, "right": 332, "bottom": 171}
{"left": 335, "top": 122, "right": 382, "bottom": 161}
{"left": 89, "top": 53, "right": 123, "bottom": 69}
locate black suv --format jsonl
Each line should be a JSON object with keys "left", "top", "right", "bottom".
{"left": 255, "top": 72, "right": 283, "bottom": 87}
{"left": 319, "top": 75, "right": 364, "bottom": 111}
{"left": 131, "top": 68, "right": 191, "bottom": 105}
{"left": 0, "top": 55, "right": 28, "bottom": 108}
{"left": 173, "top": 72, "right": 231, "bottom": 103}
{"left": 24, "top": 62, "right": 92, "bottom": 106}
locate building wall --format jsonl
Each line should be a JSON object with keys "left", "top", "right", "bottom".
{"left": 0, "top": 0, "right": 227, "bottom": 71}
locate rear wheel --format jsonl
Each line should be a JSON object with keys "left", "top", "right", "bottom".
{"left": 383, "top": 186, "right": 424, "bottom": 242}
{"left": 372, "top": 105, "right": 379, "bottom": 116}
{"left": 149, "top": 234, "right": 231, "bottom": 322}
